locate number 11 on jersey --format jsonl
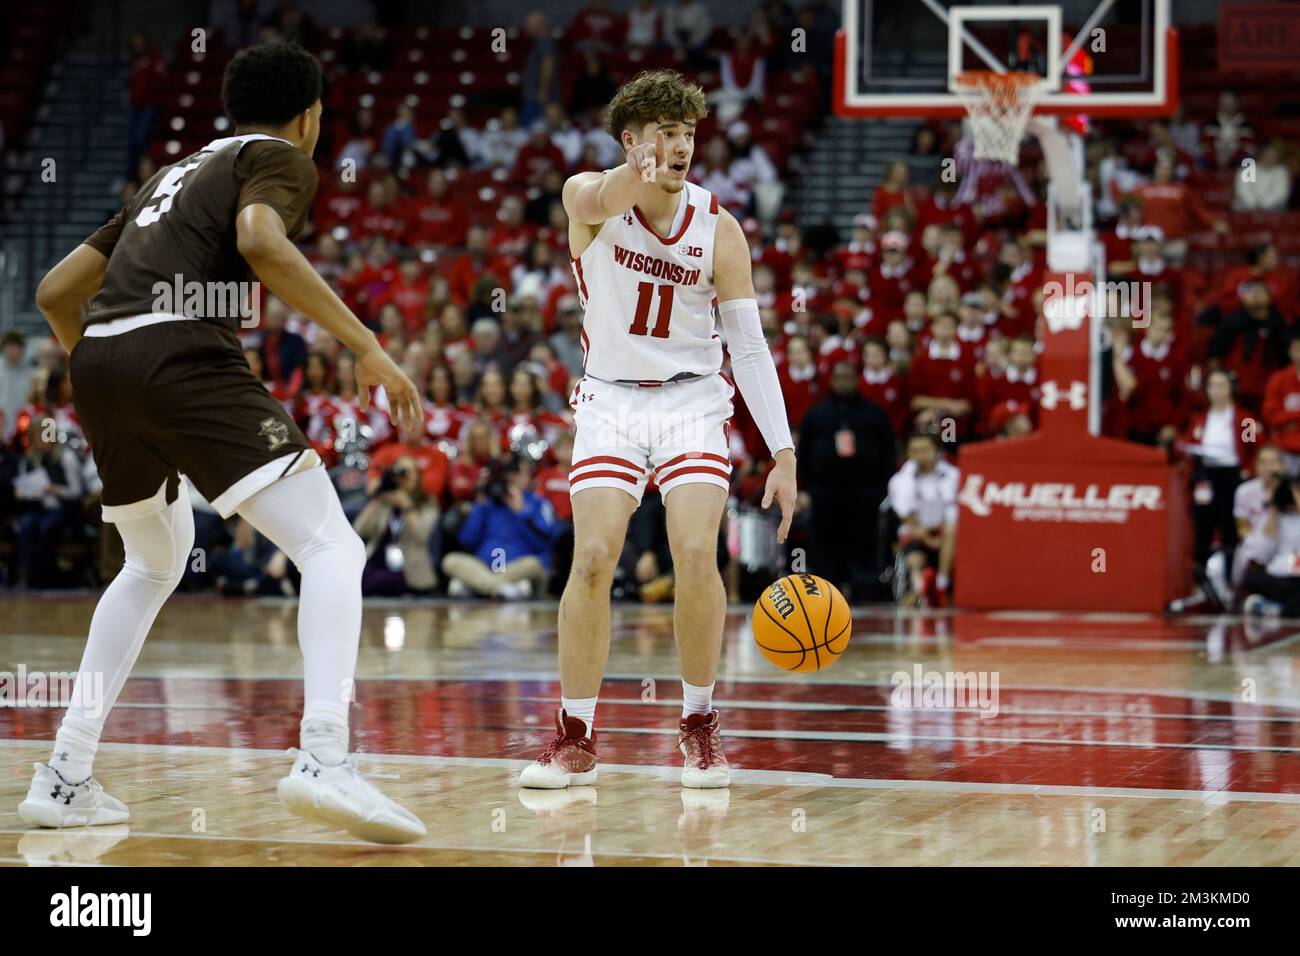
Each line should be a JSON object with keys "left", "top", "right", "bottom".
{"left": 630, "top": 282, "right": 673, "bottom": 338}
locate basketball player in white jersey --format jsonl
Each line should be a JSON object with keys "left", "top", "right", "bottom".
{"left": 521, "top": 71, "right": 796, "bottom": 789}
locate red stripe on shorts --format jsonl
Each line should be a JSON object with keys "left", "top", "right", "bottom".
{"left": 569, "top": 469, "right": 641, "bottom": 485}
{"left": 655, "top": 451, "right": 730, "bottom": 472}
{"left": 656, "top": 465, "right": 732, "bottom": 485}
{"left": 571, "top": 455, "right": 645, "bottom": 474}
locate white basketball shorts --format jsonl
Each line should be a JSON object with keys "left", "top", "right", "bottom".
{"left": 568, "top": 373, "right": 734, "bottom": 504}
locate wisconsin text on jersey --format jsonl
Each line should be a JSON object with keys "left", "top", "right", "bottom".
{"left": 611, "top": 245, "right": 704, "bottom": 286}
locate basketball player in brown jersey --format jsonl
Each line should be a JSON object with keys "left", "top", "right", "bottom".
{"left": 18, "top": 41, "right": 427, "bottom": 843}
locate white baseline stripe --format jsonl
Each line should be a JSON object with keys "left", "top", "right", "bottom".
{"left": 4, "top": 739, "right": 1298, "bottom": 805}
{"left": 11, "top": 697, "right": 1300, "bottom": 730}
{"left": 597, "top": 725, "right": 1300, "bottom": 754}
{"left": 33, "top": 671, "right": 1296, "bottom": 712}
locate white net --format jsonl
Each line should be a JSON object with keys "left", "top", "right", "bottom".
{"left": 952, "top": 71, "right": 1042, "bottom": 164}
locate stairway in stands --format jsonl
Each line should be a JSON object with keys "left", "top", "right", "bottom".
{"left": 794, "top": 116, "right": 922, "bottom": 236}
{"left": 1, "top": 7, "right": 129, "bottom": 333}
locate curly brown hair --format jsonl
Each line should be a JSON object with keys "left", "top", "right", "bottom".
{"left": 604, "top": 70, "right": 709, "bottom": 142}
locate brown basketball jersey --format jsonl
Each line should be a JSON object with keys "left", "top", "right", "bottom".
{"left": 83, "top": 133, "right": 318, "bottom": 331}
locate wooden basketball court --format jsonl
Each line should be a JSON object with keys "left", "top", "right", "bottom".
{"left": 3, "top": 595, "right": 1300, "bottom": 866}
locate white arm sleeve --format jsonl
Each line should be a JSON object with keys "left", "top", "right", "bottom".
{"left": 718, "top": 297, "right": 793, "bottom": 456}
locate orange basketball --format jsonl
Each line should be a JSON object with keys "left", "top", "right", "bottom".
{"left": 752, "top": 574, "right": 852, "bottom": 672}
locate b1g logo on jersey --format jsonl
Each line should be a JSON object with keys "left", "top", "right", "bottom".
{"left": 258, "top": 417, "right": 290, "bottom": 451}
{"left": 678, "top": 244, "right": 703, "bottom": 258}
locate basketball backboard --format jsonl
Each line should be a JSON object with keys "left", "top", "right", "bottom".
{"left": 834, "top": 0, "right": 1176, "bottom": 119}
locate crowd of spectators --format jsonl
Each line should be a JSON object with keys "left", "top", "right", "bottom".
{"left": 3, "top": 2, "right": 1300, "bottom": 611}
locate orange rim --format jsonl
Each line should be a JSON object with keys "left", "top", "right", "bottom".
{"left": 952, "top": 70, "right": 1041, "bottom": 103}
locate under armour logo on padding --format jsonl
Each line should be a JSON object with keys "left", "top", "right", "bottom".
{"left": 1040, "top": 380, "right": 1087, "bottom": 411}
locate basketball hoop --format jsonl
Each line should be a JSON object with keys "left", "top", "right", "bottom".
{"left": 952, "top": 71, "right": 1042, "bottom": 164}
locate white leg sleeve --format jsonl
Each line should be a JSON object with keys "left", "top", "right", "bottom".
{"left": 235, "top": 465, "right": 367, "bottom": 727}
{"left": 53, "top": 480, "right": 195, "bottom": 780}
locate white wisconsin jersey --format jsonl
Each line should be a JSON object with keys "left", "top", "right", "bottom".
{"left": 571, "top": 181, "right": 723, "bottom": 383}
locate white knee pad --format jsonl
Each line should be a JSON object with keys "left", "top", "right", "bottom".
{"left": 118, "top": 480, "right": 194, "bottom": 589}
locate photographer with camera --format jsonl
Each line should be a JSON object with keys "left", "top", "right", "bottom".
{"left": 353, "top": 454, "right": 440, "bottom": 595}
{"left": 441, "top": 453, "right": 556, "bottom": 599}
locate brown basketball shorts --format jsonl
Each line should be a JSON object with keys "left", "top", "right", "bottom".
{"left": 71, "top": 317, "right": 317, "bottom": 523}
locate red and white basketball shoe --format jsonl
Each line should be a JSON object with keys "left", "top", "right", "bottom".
{"left": 678, "top": 710, "right": 730, "bottom": 788}
{"left": 519, "top": 710, "right": 598, "bottom": 788}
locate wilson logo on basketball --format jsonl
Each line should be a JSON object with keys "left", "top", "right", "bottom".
{"left": 766, "top": 581, "right": 796, "bottom": 619}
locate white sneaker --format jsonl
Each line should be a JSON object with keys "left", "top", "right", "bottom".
{"left": 497, "top": 578, "right": 533, "bottom": 601}
{"left": 277, "top": 750, "right": 427, "bottom": 845}
{"left": 18, "top": 763, "right": 130, "bottom": 828}
{"left": 519, "top": 711, "right": 599, "bottom": 788}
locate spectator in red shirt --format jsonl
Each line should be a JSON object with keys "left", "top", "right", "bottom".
{"left": 447, "top": 417, "right": 502, "bottom": 503}
{"left": 512, "top": 122, "right": 568, "bottom": 185}
{"left": 1212, "top": 242, "right": 1299, "bottom": 324}
{"left": 870, "top": 230, "right": 920, "bottom": 324}
{"left": 871, "top": 162, "right": 915, "bottom": 224}
{"left": 353, "top": 180, "right": 405, "bottom": 244}
{"left": 315, "top": 176, "right": 366, "bottom": 235}
{"left": 449, "top": 226, "right": 511, "bottom": 306}
{"left": 859, "top": 337, "right": 908, "bottom": 437}
{"left": 367, "top": 421, "right": 451, "bottom": 503}
{"left": 909, "top": 311, "right": 976, "bottom": 438}
{"left": 1118, "top": 311, "right": 1187, "bottom": 447}
{"left": 127, "top": 31, "right": 166, "bottom": 173}
{"left": 534, "top": 431, "right": 575, "bottom": 522}
{"left": 981, "top": 336, "right": 1040, "bottom": 433}
{"left": 778, "top": 335, "right": 823, "bottom": 429}
{"left": 403, "top": 168, "right": 469, "bottom": 249}
{"left": 1123, "top": 154, "right": 1227, "bottom": 261}
{"left": 954, "top": 292, "right": 991, "bottom": 365}
{"left": 295, "top": 353, "right": 343, "bottom": 464}
{"left": 833, "top": 213, "right": 877, "bottom": 277}
{"left": 1262, "top": 336, "right": 1300, "bottom": 474}
{"left": 1124, "top": 226, "right": 1189, "bottom": 334}
{"left": 506, "top": 367, "right": 568, "bottom": 447}
{"left": 423, "top": 364, "right": 473, "bottom": 444}
{"left": 569, "top": 0, "right": 625, "bottom": 55}
{"left": 370, "top": 257, "right": 431, "bottom": 336}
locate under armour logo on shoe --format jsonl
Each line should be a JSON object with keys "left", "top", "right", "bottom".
{"left": 51, "top": 784, "right": 75, "bottom": 805}
{"left": 301, "top": 765, "right": 320, "bottom": 778}
{"left": 54, "top": 751, "right": 70, "bottom": 762}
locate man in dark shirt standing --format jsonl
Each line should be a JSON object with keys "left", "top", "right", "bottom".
{"left": 22, "top": 42, "right": 425, "bottom": 844}
{"left": 798, "top": 361, "right": 898, "bottom": 602}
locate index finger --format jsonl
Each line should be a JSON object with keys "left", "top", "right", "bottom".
{"left": 777, "top": 496, "right": 793, "bottom": 543}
